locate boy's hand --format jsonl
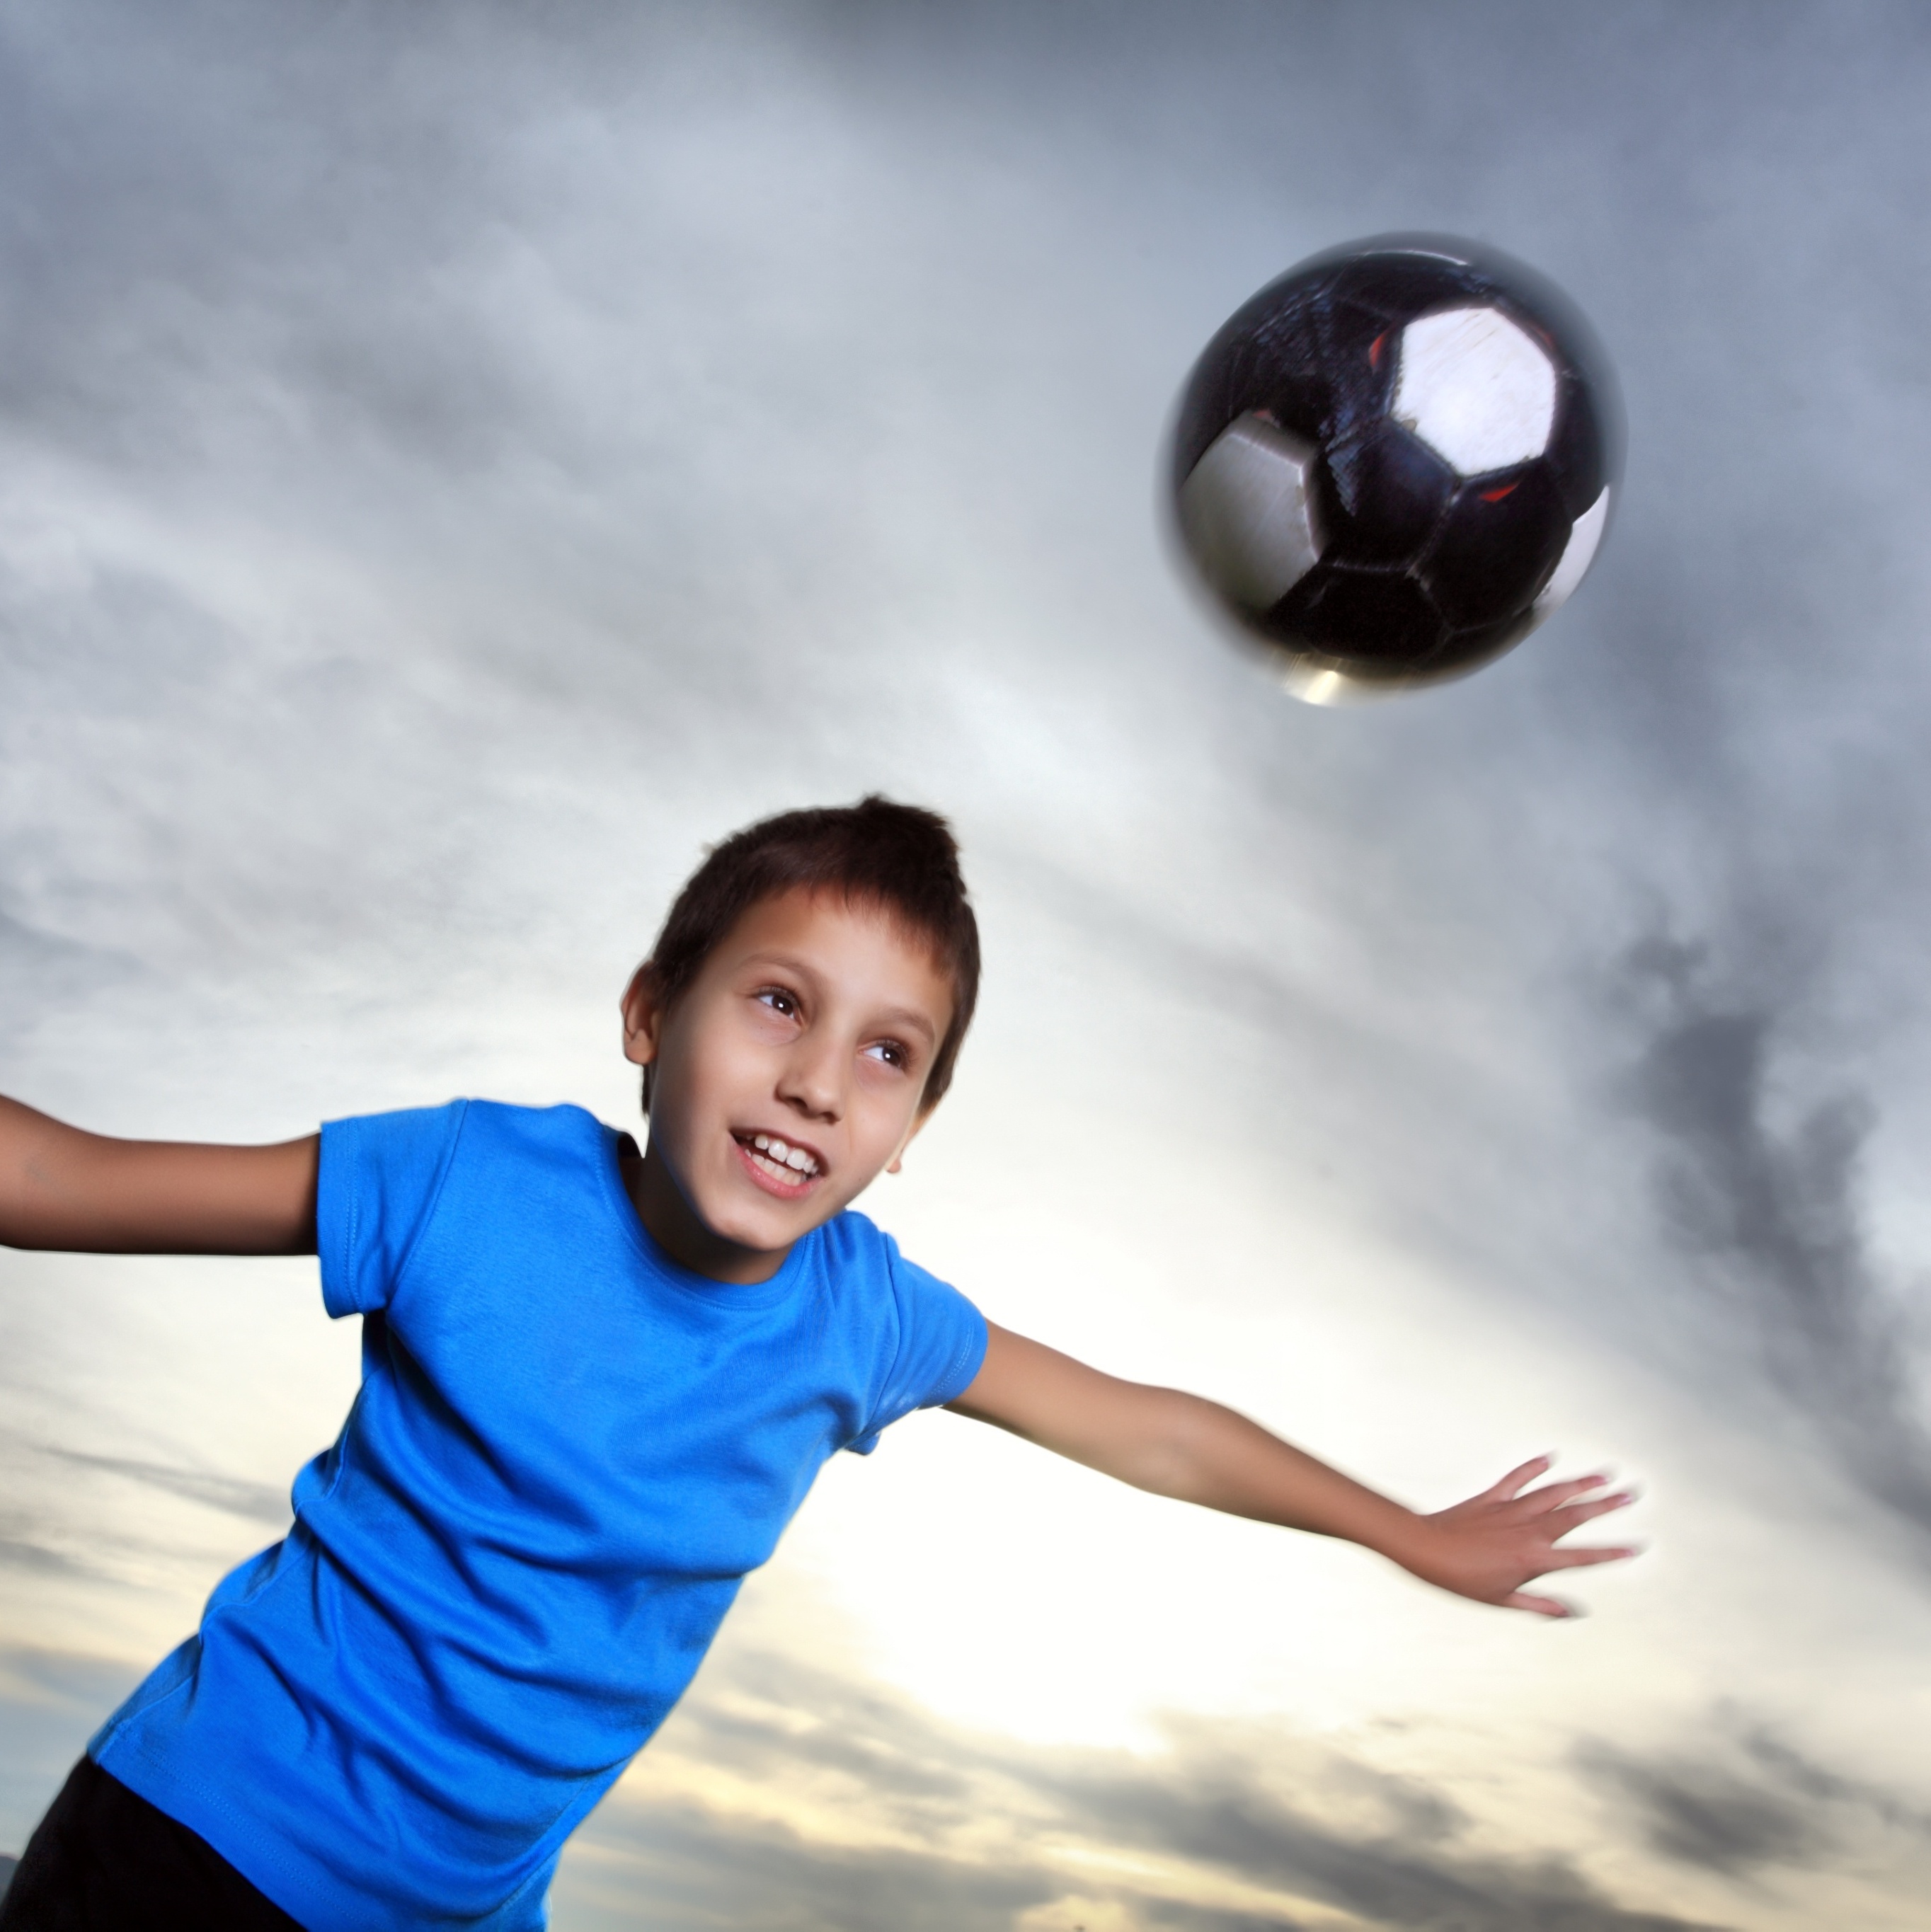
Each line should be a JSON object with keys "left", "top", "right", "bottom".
{"left": 1389, "top": 1455, "right": 1639, "bottom": 1619}
{"left": 951, "top": 1326, "right": 1641, "bottom": 1618}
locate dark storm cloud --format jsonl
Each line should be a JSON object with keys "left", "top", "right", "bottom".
{"left": 1579, "top": 1707, "right": 1931, "bottom": 1880}
{"left": 575, "top": 1650, "right": 1728, "bottom": 1932}
{"left": 1618, "top": 934, "right": 1931, "bottom": 1541}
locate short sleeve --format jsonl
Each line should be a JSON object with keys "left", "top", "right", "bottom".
{"left": 316, "top": 1101, "right": 469, "bottom": 1318}
{"left": 846, "top": 1241, "right": 988, "bottom": 1455}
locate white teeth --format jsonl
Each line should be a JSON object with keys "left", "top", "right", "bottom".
{"left": 743, "top": 1134, "right": 817, "bottom": 1185}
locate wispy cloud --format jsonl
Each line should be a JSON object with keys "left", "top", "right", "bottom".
{"left": 1580, "top": 1705, "right": 1931, "bottom": 1882}
{"left": 0, "top": 1531, "right": 100, "bottom": 1582}
{"left": 47, "top": 1449, "right": 289, "bottom": 1529}
{"left": 569, "top": 1649, "right": 1729, "bottom": 1932}
{"left": 0, "top": 911, "right": 134, "bottom": 1047}
{"left": 0, "top": 1643, "right": 147, "bottom": 1858}
{"left": 1620, "top": 933, "right": 1931, "bottom": 1539}
{"left": 0, "top": 1432, "right": 288, "bottom": 1592}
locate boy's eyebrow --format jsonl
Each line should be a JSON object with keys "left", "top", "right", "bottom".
{"left": 869, "top": 1003, "right": 940, "bottom": 1047}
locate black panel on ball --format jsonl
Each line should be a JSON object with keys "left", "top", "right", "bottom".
{"left": 1307, "top": 295, "right": 1400, "bottom": 447}
{"left": 1244, "top": 301, "right": 1334, "bottom": 440}
{"left": 1319, "top": 423, "right": 1455, "bottom": 566}
{"left": 1430, "top": 461, "right": 1577, "bottom": 626}
{"left": 1276, "top": 565, "right": 1446, "bottom": 666}
{"left": 1169, "top": 280, "right": 1330, "bottom": 485}
{"left": 1421, "top": 464, "right": 1571, "bottom": 627}
{"left": 1434, "top": 608, "right": 1542, "bottom": 678}
{"left": 1325, "top": 253, "right": 1478, "bottom": 323}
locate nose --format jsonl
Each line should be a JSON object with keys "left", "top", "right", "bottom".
{"left": 776, "top": 1035, "right": 844, "bottom": 1123}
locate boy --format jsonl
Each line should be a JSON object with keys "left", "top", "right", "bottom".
{"left": 0, "top": 798, "right": 1634, "bottom": 1931}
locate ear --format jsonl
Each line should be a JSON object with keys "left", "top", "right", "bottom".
{"left": 619, "top": 964, "right": 665, "bottom": 1069}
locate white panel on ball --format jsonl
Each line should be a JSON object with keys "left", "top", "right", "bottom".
{"left": 1177, "top": 414, "right": 1325, "bottom": 612}
{"left": 1392, "top": 307, "right": 1557, "bottom": 476}
{"left": 1531, "top": 488, "right": 1610, "bottom": 619}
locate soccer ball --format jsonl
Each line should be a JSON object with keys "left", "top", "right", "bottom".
{"left": 1168, "top": 235, "right": 1622, "bottom": 701}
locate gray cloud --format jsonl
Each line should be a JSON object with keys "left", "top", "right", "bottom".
{"left": 0, "top": 1644, "right": 146, "bottom": 1861}
{"left": 1620, "top": 933, "right": 1931, "bottom": 1539}
{"left": 1580, "top": 1707, "right": 1931, "bottom": 1881}
{"left": 1036, "top": 1752, "right": 1717, "bottom": 1932}
{"left": 0, "top": 1428, "right": 287, "bottom": 1605}
{"left": 0, "top": 912, "right": 134, "bottom": 1054}
{"left": 568, "top": 1801, "right": 1062, "bottom": 1932}
{"left": 47, "top": 1449, "right": 289, "bottom": 1529}
{"left": 572, "top": 1650, "right": 1729, "bottom": 1932}
{"left": 1581, "top": 1745, "right": 1823, "bottom": 1880}
{"left": 0, "top": 1533, "right": 98, "bottom": 1581}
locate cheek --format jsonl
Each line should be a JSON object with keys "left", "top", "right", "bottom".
{"left": 852, "top": 1057, "right": 907, "bottom": 1105}
{"left": 665, "top": 1016, "right": 783, "bottom": 1122}
{"left": 851, "top": 1070, "right": 922, "bottom": 1146}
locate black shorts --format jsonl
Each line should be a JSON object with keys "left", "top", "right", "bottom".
{"left": 0, "top": 1758, "right": 303, "bottom": 1931}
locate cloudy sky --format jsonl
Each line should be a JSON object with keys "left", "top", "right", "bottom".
{"left": 4, "top": 3, "right": 1931, "bottom": 1925}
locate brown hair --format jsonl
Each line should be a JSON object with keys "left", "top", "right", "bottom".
{"left": 639, "top": 796, "right": 980, "bottom": 1112}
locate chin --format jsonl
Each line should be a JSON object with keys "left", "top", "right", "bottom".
{"left": 706, "top": 1194, "right": 813, "bottom": 1252}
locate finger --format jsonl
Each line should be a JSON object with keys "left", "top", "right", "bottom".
{"left": 1542, "top": 1543, "right": 1642, "bottom": 1569}
{"left": 1520, "top": 1473, "right": 1615, "bottom": 1511}
{"left": 1550, "top": 1492, "right": 1636, "bottom": 1528}
{"left": 1502, "top": 1590, "right": 1577, "bottom": 1618}
{"left": 1485, "top": 1455, "right": 1552, "bottom": 1501}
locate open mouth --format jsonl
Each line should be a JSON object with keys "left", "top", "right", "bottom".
{"left": 733, "top": 1131, "right": 823, "bottom": 1195}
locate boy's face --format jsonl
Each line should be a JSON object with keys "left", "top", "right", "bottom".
{"left": 620, "top": 887, "right": 954, "bottom": 1283}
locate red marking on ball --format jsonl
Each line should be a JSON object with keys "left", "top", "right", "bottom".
{"left": 1368, "top": 332, "right": 1387, "bottom": 370}
{"left": 1479, "top": 483, "right": 1518, "bottom": 502}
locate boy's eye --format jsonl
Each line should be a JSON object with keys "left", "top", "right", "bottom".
{"left": 755, "top": 987, "right": 799, "bottom": 1018}
{"left": 866, "top": 1040, "right": 909, "bottom": 1071}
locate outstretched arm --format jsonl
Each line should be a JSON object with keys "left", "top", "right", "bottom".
{"left": 0, "top": 1096, "right": 319, "bottom": 1255}
{"left": 947, "top": 1322, "right": 1636, "bottom": 1618}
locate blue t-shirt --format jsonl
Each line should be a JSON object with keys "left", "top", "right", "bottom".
{"left": 89, "top": 1100, "right": 987, "bottom": 1931}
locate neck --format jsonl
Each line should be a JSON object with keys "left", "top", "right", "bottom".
{"left": 620, "top": 1142, "right": 793, "bottom": 1285}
